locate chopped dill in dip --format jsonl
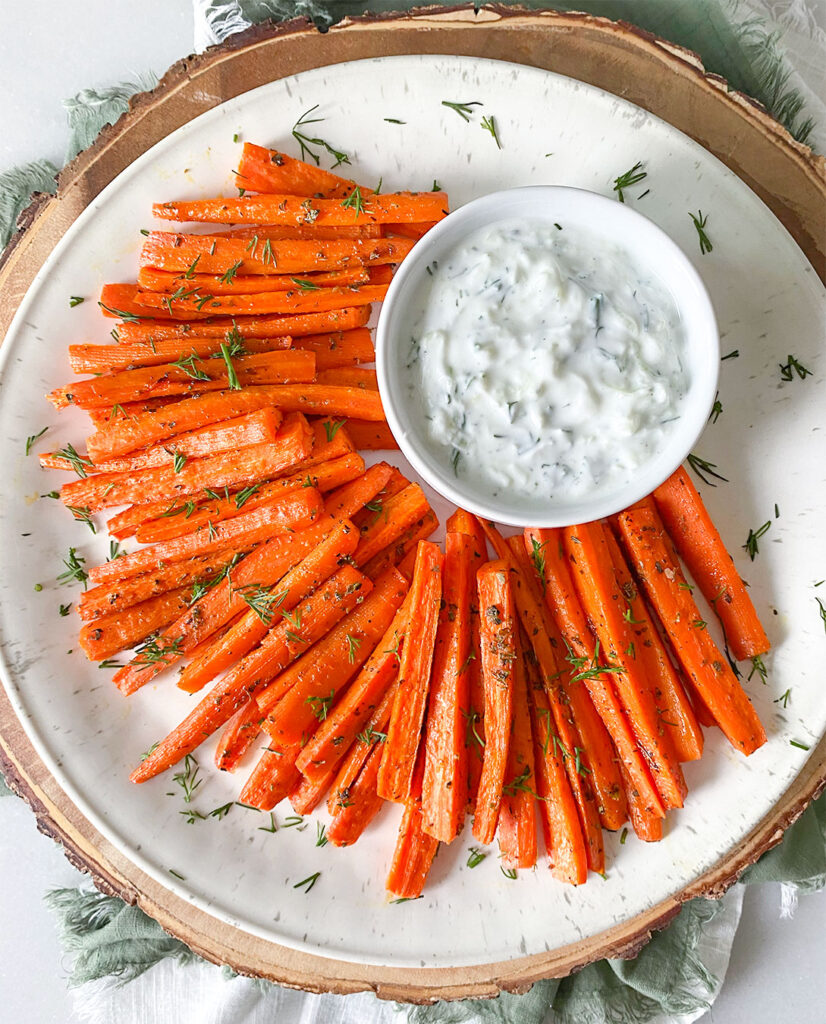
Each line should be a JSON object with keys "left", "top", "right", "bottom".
{"left": 400, "top": 219, "right": 688, "bottom": 507}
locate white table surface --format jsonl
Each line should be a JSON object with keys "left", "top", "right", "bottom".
{"left": 0, "top": 4, "right": 822, "bottom": 1023}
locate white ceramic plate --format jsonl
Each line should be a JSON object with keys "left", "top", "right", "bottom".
{"left": 1, "top": 55, "right": 824, "bottom": 970}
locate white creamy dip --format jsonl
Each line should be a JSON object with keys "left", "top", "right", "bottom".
{"left": 399, "top": 219, "right": 689, "bottom": 505}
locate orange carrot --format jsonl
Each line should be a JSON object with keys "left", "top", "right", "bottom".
{"left": 298, "top": 593, "right": 411, "bottom": 782}
{"left": 68, "top": 336, "right": 293, "bottom": 375}
{"left": 326, "top": 742, "right": 386, "bottom": 847}
{"left": 523, "top": 526, "right": 662, "bottom": 825}
{"left": 620, "top": 761, "right": 664, "bottom": 843}
{"left": 354, "top": 484, "right": 431, "bottom": 567}
{"left": 340, "top": 420, "right": 397, "bottom": 450}
{"left": 152, "top": 191, "right": 449, "bottom": 227}
{"left": 564, "top": 522, "right": 688, "bottom": 810}
{"left": 361, "top": 511, "right": 439, "bottom": 581}
{"left": 50, "top": 349, "right": 315, "bottom": 410}
{"left": 78, "top": 587, "right": 191, "bottom": 661}
{"left": 238, "top": 742, "right": 302, "bottom": 811}
{"left": 386, "top": 751, "right": 440, "bottom": 899}
{"left": 527, "top": 668, "right": 589, "bottom": 885}
{"left": 325, "top": 683, "right": 397, "bottom": 814}
{"left": 376, "top": 542, "right": 443, "bottom": 803}
{"left": 386, "top": 221, "right": 438, "bottom": 240}
{"left": 324, "top": 463, "right": 394, "bottom": 520}
{"left": 137, "top": 284, "right": 388, "bottom": 318}
{"left": 497, "top": 637, "right": 538, "bottom": 870}
{"left": 227, "top": 224, "right": 382, "bottom": 241}
{"left": 214, "top": 696, "right": 263, "bottom": 773}
{"left": 421, "top": 532, "right": 473, "bottom": 843}
{"left": 616, "top": 506, "right": 766, "bottom": 756}
{"left": 293, "top": 329, "right": 374, "bottom": 371}
{"left": 653, "top": 466, "right": 770, "bottom": 660}
{"left": 602, "top": 522, "right": 703, "bottom": 762}
{"left": 235, "top": 143, "right": 364, "bottom": 199}
{"left": 315, "top": 367, "right": 378, "bottom": 390}
{"left": 140, "top": 231, "right": 414, "bottom": 276}
{"left": 471, "top": 560, "right": 517, "bottom": 846}
{"left": 136, "top": 265, "right": 367, "bottom": 295}
{"left": 98, "top": 283, "right": 178, "bottom": 320}
{"left": 176, "top": 607, "right": 270, "bottom": 694}
{"left": 130, "top": 562, "right": 368, "bottom": 781}
{"left": 259, "top": 569, "right": 408, "bottom": 735}
{"left": 289, "top": 770, "right": 334, "bottom": 816}
{"left": 63, "top": 413, "right": 313, "bottom": 513}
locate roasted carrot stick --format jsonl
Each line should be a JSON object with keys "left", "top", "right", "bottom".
{"left": 602, "top": 522, "right": 703, "bottom": 762}
{"left": 64, "top": 413, "right": 313, "bottom": 513}
{"left": 152, "top": 191, "right": 449, "bottom": 227}
{"left": 353, "top": 484, "right": 431, "bottom": 567}
{"left": 421, "top": 532, "right": 473, "bottom": 843}
{"left": 386, "top": 752, "right": 440, "bottom": 899}
{"left": 620, "top": 761, "right": 664, "bottom": 843}
{"left": 471, "top": 560, "right": 516, "bottom": 846}
{"left": 361, "top": 511, "right": 439, "bottom": 581}
{"left": 77, "top": 551, "right": 232, "bottom": 621}
{"left": 653, "top": 466, "right": 770, "bottom": 660}
{"left": 136, "top": 453, "right": 365, "bottom": 545}
{"left": 227, "top": 224, "right": 381, "bottom": 241}
{"left": 68, "top": 336, "right": 293, "bottom": 375}
{"left": 326, "top": 742, "right": 386, "bottom": 847}
{"left": 325, "top": 683, "right": 397, "bottom": 814}
{"left": 137, "top": 284, "right": 388, "bottom": 318}
{"left": 376, "top": 542, "right": 443, "bottom": 803}
{"left": 140, "top": 231, "right": 414, "bottom": 276}
{"left": 78, "top": 587, "right": 191, "bottom": 661}
{"left": 238, "top": 742, "right": 302, "bottom": 811}
{"left": 445, "top": 509, "right": 488, "bottom": 807}
{"left": 259, "top": 568, "right": 408, "bottom": 735}
{"left": 315, "top": 367, "right": 378, "bottom": 390}
{"left": 235, "top": 142, "right": 363, "bottom": 198}
{"left": 324, "top": 463, "right": 394, "bottom": 521}
{"left": 296, "top": 592, "right": 411, "bottom": 782}
{"left": 527, "top": 665, "right": 589, "bottom": 884}
{"left": 294, "top": 329, "right": 374, "bottom": 371}
{"left": 214, "top": 696, "right": 263, "bottom": 773}
{"left": 616, "top": 506, "right": 767, "bottom": 756}
{"left": 98, "top": 283, "right": 179, "bottom": 320}
{"left": 130, "top": 562, "right": 368, "bottom": 781}
{"left": 136, "top": 265, "right": 367, "bottom": 295}
{"left": 111, "top": 509, "right": 339, "bottom": 688}
{"left": 386, "top": 221, "right": 438, "bottom": 240}
{"left": 496, "top": 632, "right": 538, "bottom": 870}
{"left": 523, "top": 526, "right": 662, "bottom": 825}
{"left": 340, "top": 420, "right": 398, "bottom": 450}
{"left": 564, "top": 522, "right": 688, "bottom": 810}
{"left": 176, "top": 607, "right": 270, "bottom": 694}
{"left": 289, "top": 769, "right": 334, "bottom": 816}
{"left": 49, "top": 349, "right": 315, "bottom": 410}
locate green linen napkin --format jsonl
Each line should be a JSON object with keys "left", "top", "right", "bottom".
{"left": 1, "top": 4, "right": 823, "bottom": 1022}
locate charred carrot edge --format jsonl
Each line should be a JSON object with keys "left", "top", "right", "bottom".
{"left": 653, "top": 466, "right": 770, "bottom": 661}
{"left": 236, "top": 142, "right": 364, "bottom": 198}
{"left": 130, "top": 561, "right": 367, "bottom": 782}
{"left": 115, "top": 513, "right": 342, "bottom": 694}
{"left": 523, "top": 527, "right": 661, "bottom": 826}
{"left": 563, "top": 522, "right": 688, "bottom": 810}
{"left": 341, "top": 420, "right": 398, "bottom": 450}
{"left": 324, "top": 463, "right": 394, "bottom": 521}
{"left": 258, "top": 569, "right": 409, "bottom": 735}
{"left": 327, "top": 742, "right": 386, "bottom": 847}
{"left": 616, "top": 506, "right": 766, "bottom": 756}
{"left": 528, "top": 665, "right": 589, "bottom": 885}
{"left": 78, "top": 587, "right": 190, "bottom": 661}
{"left": 238, "top": 742, "right": 302, "bottom": 811}
{"left": 325, "top": 683, "right": 397, "bottom": 815}
{"left": 471, "top": 559, "right": 516, "bottom": 846}
{"left": 152, "top": 191, "right": 449, "bottom": 227}
{"left": 602, "top": 521, "right": 704, "bottom": 763}
{"left": 385, "top": 752, "right": 440, "bottom": 899}
{"left": 445, "top": 509, "right": 488, "bottom": 808}
{"left": 496, "top": 630, "right": 538, "bottom": 870}
{"left": 377, "top": 542, "right": 444, "bottom": 803}
{"left": 214, "top": 696, "right": 265, "bottom": 773}
{"left": 421, "top": 532, "right": 473, "bottom": 843}
{"left": 477, "top": 521, "right": 605, "bottom": 869}
{"left": 297, "top": 593, "right": 411, "bottom": 781}
{"left": 176, "top": 608, "right": 270, "bottom": 695}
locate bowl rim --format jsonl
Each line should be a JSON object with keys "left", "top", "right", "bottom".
{"left": 376, "top": 185, "right": 720, "bottom": 528}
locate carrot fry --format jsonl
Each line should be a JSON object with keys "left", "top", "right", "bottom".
{"left": 528, "top": 666, "right": 589, "bottom": 884}
{"left": 341, "top": 420, "right": 397, "bottom": 450}
{"left": 616, "top": 506, "right": 766, "bottom": 756}
{"left": 326, "top": 742, "right": 386, "bottom": 847}
{"left": 69, "top": 336, "right": 293, "bottom": 375}
{"left": 289, "top": 770, "right": 333, "bottom": 816}
{"left": 152, "top": 191, "right": 449, "bottom": 227}
{"left": 137, "top": 284, "right": 388, "bottom": 318}
{"left": 602, "top": 522, "right": 703, "bottom": 763}
{"left": 470, "top": 560, "right": 516, "bottom": 846}
{"left": 298, "top": 593, "right": 411, "bottom": 782}
{"left": 325, "top": 683, "right": 398, "bottom": 814}
{"left": 64, "top": 413, "right": 313, "bottom": 513}
{"left": 620, "top": 761, "right": 664, "bottom": 843}
{"left": 354, "top": 484, "right": 431, "bottom": 567}
{"left": 98, "top": 283, "right": 179, "bottom": 320}
{"left": 227, "top": 224, "right": 381, "bottom": 241}
{"left": 130, "top": 561, "right": 368, "bottom": 781}
{"left": 214, "top": 696, "right": 264, "bottom": 773}
{"left": 421, "top": 532, "right": 473, "bottom": 843}
{"left": 653, "top": 466, "right": 770, "bottom": 660}
{"left": 77, "top": 551, "right": 232, "bottom": 621}
{"left": 563, "top": 522, "right": 688, "bottom": 810}
{"left": 258, "top": 569, "right": 408, "bottom": 734}
{"left": 236, "top": 143, "right": 364, "bottom": 199}
{"left": 376, "top": 543, "right": 443, "bottom": 803}
{"left": 239, "top": 742, "right": 302, "bottom": 811}
{"left": 176, "top": 607, "right": 270, "bottom": 694}
{"left": 361, "top": 511, "right": 439, "bottom": 581}
{"left": 140, "top": 231, "right": 414, "bottom": 276}
{"left": 386, "top": 221, "right": 438, "bottom": 240}
{"left": 50, "top": 350, "right": 315, "bottom": 410}
{"left": 523, "top": 527, "right": 660, "bottom": 826}
{"left": 293, "top": 329, "right": 374, "bottom": 371}
{"left": 324, "top": 463, "right": 394, "bottom": 520}
{"left": 136, "top": 265, "right": 367, "bottom": 295}
{"left": 386, "top": 751, "right": 439, "bottom": 899}
{"left": 497, "top": 636, "right": 538, "bottom": 870}
{"left": 315, "top": 367, "right": 378, "bottom": 391}
{"left": 78, "top": 587, "right": 191, "bottom": 661}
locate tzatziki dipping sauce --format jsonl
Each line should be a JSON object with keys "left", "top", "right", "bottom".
{"left": 398, "top": 218, "right": 689, "bottom": 509}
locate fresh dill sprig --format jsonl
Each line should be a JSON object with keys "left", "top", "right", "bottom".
{"left": 779, "top": 354, "right": 812, "bottom": 382}
{"left": 441, "top": 100, "right": 482, "bottom": 122}
{"left": 57, "top": 547, "right": 88, "bottom": 589}
{"left": 341, "top": 185, "right": 366, "bottom": 219}
{"left": 291, "top": 106, "right": 350, "bottom": 168}
{"left": 689, "top": 210, "right": 713, "bottom": 254}
{"left": 612, "top": 161, "right": 647, "bottom": 203}
{"left": 25, "top": 427, "right": 48, "bottom": 455}
{"left": 743, "top": 520, "right": 771, "bottom": 560}
{"left": 480, "top": 115, "right": 502, "bottom": 149}
{"left": 687, "top": 453, "right": 728, "bottom": 487}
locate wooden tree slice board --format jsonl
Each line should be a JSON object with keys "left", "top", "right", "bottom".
{"left": 0, "top": 5, "right": 824, "bottom": 1001}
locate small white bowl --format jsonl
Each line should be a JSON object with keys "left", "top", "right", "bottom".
{"left": 376, "top": 186, "right": 719, "bottom": 528}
